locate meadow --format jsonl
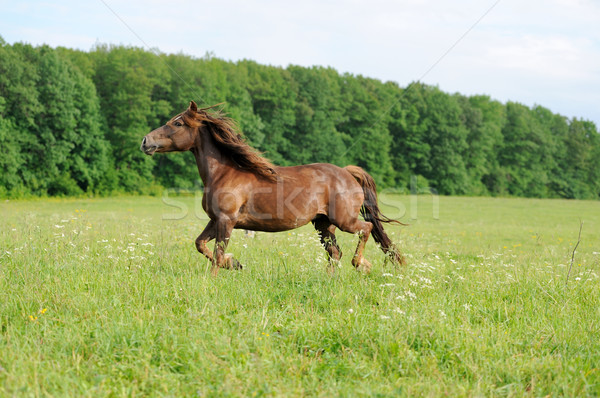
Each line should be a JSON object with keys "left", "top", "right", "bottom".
{"left": 1, "top": 194, "right": 599, "bottom": 397}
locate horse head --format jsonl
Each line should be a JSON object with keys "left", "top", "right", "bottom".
{"left": 140, "top": 101, "right": 200, "bottom": 155}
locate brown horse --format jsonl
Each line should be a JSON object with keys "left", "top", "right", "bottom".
{"left": 141, "top": 101, "right": 405, "bottom": 275}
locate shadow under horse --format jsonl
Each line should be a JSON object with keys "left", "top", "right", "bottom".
{"left": 141, "top": 101, "right": 405, "bottom": 275}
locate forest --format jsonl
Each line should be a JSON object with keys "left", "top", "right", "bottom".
{"left": 1, "top": 37, "right": 599, "bottom": 199}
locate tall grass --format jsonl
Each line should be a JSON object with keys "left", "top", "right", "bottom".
{"left": 1, "top": 195, "right": 599, "bottom": 396}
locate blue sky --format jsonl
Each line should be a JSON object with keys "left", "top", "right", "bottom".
{"left": 1, "top": 0, "right": 599, "bottom": 126}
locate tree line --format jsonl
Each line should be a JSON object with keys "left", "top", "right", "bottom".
{"left": 1, "top": 38, "right": 599, "bottom": 199}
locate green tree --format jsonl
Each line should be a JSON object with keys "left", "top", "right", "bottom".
{"left": 0, "top": 42, "right": 112, "bottom": 196}
{"left": 460, "top": 95, "right": 505, "bottom": 195}
{"left": 560, "top": 118, "right": 600, "bottom": 199}
{"left": 0, "top": 40, "right": 38, "bottom": 195}
{"left": 2, "top": 39, "right": 600, "bottom": 200}
{"left": 337, "top": 74, "right": 394, "bottom": 186}
{"left": 500, "top": 102, "right": 555, "bottom": 197}
{"left": 91, "top": 44, "right": 171, "bottom": 192}
{"left": 243, "top": 60, "right": 297, "bottom": 166}
{"left": 392, "top": 83, "right": 469, "bottom": 195}
{"left": 287, "top": 66, "right": 347, "bottom": 165}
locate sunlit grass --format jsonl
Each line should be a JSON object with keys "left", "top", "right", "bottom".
{"left": 1, "top": 195, "right": 599, "bottom": 396}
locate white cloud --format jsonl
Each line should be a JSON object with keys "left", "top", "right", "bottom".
{"left": 483, "top": 35, "right": 598, "bottom": 79}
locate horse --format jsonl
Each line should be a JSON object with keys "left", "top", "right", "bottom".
{"left": 141, "top": 101, "right": 405, "bottom": 275}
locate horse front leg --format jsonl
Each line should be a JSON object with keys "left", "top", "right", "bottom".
{"left": 212, "top": 217, "right": 242, "bottom": 276}
{"left": 195, "top": 220, "right": 216, "bottom": 262}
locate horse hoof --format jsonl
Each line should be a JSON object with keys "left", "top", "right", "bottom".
{"left": 353, "top": 257, "right": 372, "bottom": 274}
{"left": 358, "top": 264, "right": 372, "bottom": 274}
{"left": 231, "top": 258, "right": 243, "bottom": 270}
{"left": 224, "top": 254, "right": 243, "bottom": 270}
{"left": 326, "top": 260, "right": 340, "bottom": 276}
{"left": 398, "top": 255, "right": 407, "bottom": 266}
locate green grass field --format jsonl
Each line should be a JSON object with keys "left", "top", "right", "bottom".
{"left": 1, "top": 194, "right": 599, "bottom": 397}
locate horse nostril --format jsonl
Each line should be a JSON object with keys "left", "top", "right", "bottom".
{"left": 142, "top": 137, "right": 147, "bottom": 146}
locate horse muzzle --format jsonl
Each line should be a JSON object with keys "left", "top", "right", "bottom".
{"left": 140, "top": 137, "right": 158, "bottom": 156}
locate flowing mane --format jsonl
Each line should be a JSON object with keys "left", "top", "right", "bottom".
{"left": 179, "top": 106, "right": 277, "bottom": 182}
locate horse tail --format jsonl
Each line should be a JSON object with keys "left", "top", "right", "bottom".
{"left": 344, "top": 165, "right": 406, "bottom": 265}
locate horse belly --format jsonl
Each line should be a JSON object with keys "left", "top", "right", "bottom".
{"left": 235, "top": 185, "right": 324, "bottom": 232}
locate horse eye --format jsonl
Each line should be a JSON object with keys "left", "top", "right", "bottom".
{"left": 174, "top": 121, "right": 183, "bottom": 127}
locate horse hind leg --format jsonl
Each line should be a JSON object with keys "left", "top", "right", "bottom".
{"left": 312, "top": 216, "right": 342, "bottom": 274}
{"left": 337, "top": 218, "right": 374, "bottom": 274}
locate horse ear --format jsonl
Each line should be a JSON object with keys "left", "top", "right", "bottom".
{"left": 189, "top": 101, "right": 198, "bottom": 112}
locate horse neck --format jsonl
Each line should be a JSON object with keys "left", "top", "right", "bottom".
{"left": 191, "top": 127, "right": 237, "bottom": 187}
